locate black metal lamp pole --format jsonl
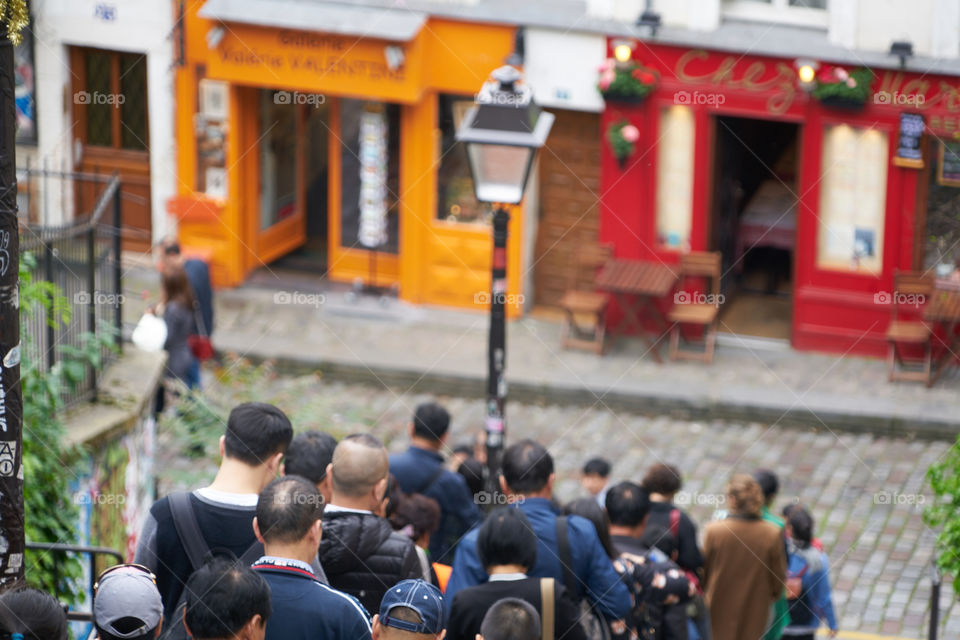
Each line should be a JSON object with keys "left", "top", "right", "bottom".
{"left": 485, "top": 206, "right": 509, "bottom": 496}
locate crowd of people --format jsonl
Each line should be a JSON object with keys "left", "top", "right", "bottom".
{"left": 0, "top": 400, "right": 838, "bottom": 640}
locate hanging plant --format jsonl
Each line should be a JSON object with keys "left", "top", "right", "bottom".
{"left": 607, "top": 120, "right": 640, "bottom": 167}
{"left": 597, "top": 58, "right": 659, "bottom": 103}
{"left": 811, "top": 66, "right": 874, "bottom": 108}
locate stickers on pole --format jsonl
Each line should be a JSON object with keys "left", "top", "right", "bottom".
{"left": 0, "top": 441, "right": 16, "bottom": 476}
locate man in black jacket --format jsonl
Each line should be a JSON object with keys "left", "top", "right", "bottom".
{"left": 319, "top": 433, "right": 422, "bottom": 614}
{"left": 447, "top": 508, "right": 584, "bottom": 640}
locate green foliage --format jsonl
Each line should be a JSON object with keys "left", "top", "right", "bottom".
{"left": 598, "top": 61, "right": 658, "bottom": 102}
{"left": 19, "top": 253, "right": 117, "bottom": 604}
{"left": 925, "top": 435, "right": 960, "bottom": 591}
{"left": 812, "top": 67, "right": 875, "bottom": 105}
{"left": 607, "top": 120, "right": 636, "bottom": 162}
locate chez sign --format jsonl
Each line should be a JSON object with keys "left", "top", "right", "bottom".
{"left": 655, "top": 47, "right": 960, "bottom": 127}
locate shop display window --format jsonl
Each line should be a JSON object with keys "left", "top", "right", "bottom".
{"left": 437, "top": 94, "right": 486, "bottom": 224}
{"left": 921, "top": 140, "right": 960, "bottom": 276}
{"left": 816, "top": 124, "right": 888, "bottom": 274}
{"left": 259, "top": 89, "right": 298, "bottom": 231}
{"left": 340, "top": 99, "right": 401, "bottom": 253}
{"left": 656, "top": 105, "right": 695, "bottom": 250}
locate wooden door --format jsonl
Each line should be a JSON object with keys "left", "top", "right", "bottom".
{"left": 534, "top": 110, "right": 602, "bottom": 306}
{"left": 71, "top": 48, "right": 152, "bottom": 252}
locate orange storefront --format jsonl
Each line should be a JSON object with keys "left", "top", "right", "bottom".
{"left": 171, "top": 2, "right": 527, "bottom": 314}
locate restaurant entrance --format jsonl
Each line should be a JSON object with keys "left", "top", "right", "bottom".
{"left": 711, "top": 115, "right": 800, "bottom": 340}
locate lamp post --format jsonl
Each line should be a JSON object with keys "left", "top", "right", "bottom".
{"left": 456, "top": 66, "right": 554, "bottom": 499}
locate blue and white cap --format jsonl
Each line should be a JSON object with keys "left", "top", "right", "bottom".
{"left": 380, "top": 579, "right": 445, "bottom": 635}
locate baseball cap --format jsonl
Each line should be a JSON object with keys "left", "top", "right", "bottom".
{"left": 380, "top": 579, "right": 444, "bottom": 635}
{"left": 93, "top": 565, "right": 163, "bottom": 639}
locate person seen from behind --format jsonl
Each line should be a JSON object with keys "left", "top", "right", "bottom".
{"left": 372, "top": 579, "right": 446, "bottom": 640}
{"left": 182, "top": 557, "right": 271, "bottom": 640}
{"left": 478, "top": 598, "right": 541, "bottom": 640}
{"left": 782, "top": 506, "right": 838, "bottom": 640}
{"left": 0, "top": 588, "right": 68, "bottom": 640}
{"left": 283, "top": 430, "right": 338, "bottom": 504}
{"left": 93, "top": 564, "right": 163, "bottom": 640}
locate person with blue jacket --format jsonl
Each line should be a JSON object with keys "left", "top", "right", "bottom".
{"left": 251, "top": 475, "right": 372, "bottom": 640}
{"left": 783, "top": 506, "right": 838, "bottom": 640}
{"left": 390, "top": 402, "right": 484, "bottom": 563}
{"left": 445, "top": 439, "right": 631, "bottom": 621}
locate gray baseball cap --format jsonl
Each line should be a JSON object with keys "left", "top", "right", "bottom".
{"left": 94, "top": 565, "right": 163, "bottom": 639}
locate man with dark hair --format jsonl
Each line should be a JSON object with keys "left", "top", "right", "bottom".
{"left": 93, "top": 565, "right": 163, "bottom": 640}
{"left": 478, "top": 598, "right": 540, "bottom": 640}
{"left": 183, "top": 558, "right": 271, "bottom": 640}
{"left": 640, "top": 463, "right": 704, "bottom": 579}
{"left": 446, "top": 508, "right": 584, "bottom": 640}
{"left": 753, "top": 468, "right": 784, "bottom": 527}
{"left": 283, "top": 430, "right": 338, "bottom": 503}
{"left": 251, "top": 476, "right": 371, "bottom": 640}
{"left": 606, "top": 481, "right": 692, "bottom": 640}
{"left": 372, "top": 579, "right": 446, "bottom": 640}
{"left": 581, "top": 457, "right": 612, "bottom": 506}
{"left": 446, "top": 439, "right": 629, "bottom": 621}
{"left": 135, "top": 402, "right": 294, "bottom": 621}
{"left": 320, "top": 433, "right": 422, "bottom": 614}
{"left": 389, "top": 402, "right": 483, "bottom": 562}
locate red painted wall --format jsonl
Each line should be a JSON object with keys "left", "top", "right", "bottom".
{"left": 599, "top": 40, "right": 960, "bottom": 356}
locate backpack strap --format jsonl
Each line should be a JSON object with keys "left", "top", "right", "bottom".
{"left": 669, "top": 508, "right": 681, "bottom": 539}
{"left": 168, "top": 492, "right": 211, "bottom": 572}
{"left": 554, "top": 516, "right": 578, "bottom": 597}
{"left": 540, "top": 578, "right": 555, "bottom": 640}
{"left": 239, "top": 539, "right": 265, "bottom": 566}
{"left": 417, "top": 466, "right": 446, "bottom": 495}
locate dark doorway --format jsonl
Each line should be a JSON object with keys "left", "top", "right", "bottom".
{"left": 712, "top": 115, "right": 799, "bottom": 339}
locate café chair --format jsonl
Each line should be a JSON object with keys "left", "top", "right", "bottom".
{"left": 886, "top": 270, "right": 934, "bottom": 383}
{"left": 668, "top": 251, "right": 723, "bottom": 363}
{"left": 558, "top": 243, "right": 614, "bottom": 354}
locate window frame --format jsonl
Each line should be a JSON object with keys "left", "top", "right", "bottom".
{"left": 722, "top": 0, "right": 830, "bottom": 29}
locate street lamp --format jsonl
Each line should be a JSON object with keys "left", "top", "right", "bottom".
{"left": 456, "top": 65, "right": 553, "bottom": 497}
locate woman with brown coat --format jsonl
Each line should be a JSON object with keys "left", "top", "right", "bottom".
{"left": 703, "top": 474, "right": 787, "bottom": 640}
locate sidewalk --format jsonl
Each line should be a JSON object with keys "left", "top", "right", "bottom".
{"left": 124, "top": 266, "right": 960, "bottom": 438}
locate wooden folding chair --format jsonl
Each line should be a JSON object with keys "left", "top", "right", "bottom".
{"left": 886, "top": 270, "right": 934, "bottom": 383}
{"left": 558, "top": 243, "right": 613, "bottom": 354}
{"left": 668, "top": 251, "right": 723, "bottom": 363}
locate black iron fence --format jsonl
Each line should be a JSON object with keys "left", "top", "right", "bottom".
{"left": 18, "top": 168, "right": 123, "bottom": 408}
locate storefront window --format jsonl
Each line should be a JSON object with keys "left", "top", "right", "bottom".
{"left": 437, "top": 94, "right": 485, "bottom": 224}
{"left": 259, "top": 90, "right": 298, "bottom": 230}
{"left": 340, "top": 99, "right": 400, "bottom": 253}
{"left": 656, "top": 105, "right": 695, "bottom": 250}
{"left": 816, "top": 124, "right": 888, "bottom": 273}
{"left": 922, "top": 140, "right": 960, "bottom": 274}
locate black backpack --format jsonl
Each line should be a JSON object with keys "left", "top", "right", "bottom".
{"left": 158, "top": 492, "right": 263, "bottom": 640}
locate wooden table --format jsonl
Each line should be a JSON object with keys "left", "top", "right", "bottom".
{"left": 595, "top": 259, "right": 679, "bottom": 363}
{"left": 924, "top": 281, "right": 960, "bottom": 386}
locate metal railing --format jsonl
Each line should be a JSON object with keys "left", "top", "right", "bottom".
{"left": 24, "top": 541, "right": 124, "bottom": 623}
{"left": 18, "top": 168, "right": 124, "bottom": 407}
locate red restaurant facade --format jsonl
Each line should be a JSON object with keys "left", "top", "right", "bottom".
{"left": 599, "top": 40, "right": 960, "bottom": 357}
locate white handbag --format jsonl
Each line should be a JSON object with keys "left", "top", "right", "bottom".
{"left": 132, "top": 312, "right": 168, "bottom": 352}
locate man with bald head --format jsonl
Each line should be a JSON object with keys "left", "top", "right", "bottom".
{"left": 319, "top": 433, "right": 422, "bottom": 614}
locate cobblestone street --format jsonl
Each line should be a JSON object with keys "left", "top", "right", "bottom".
{"left": 157, "top": 366, "right": 955, "bottom": 638}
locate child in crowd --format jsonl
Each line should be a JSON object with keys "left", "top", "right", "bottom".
{"left": 783, "top": 506, "right": 839, "bottom": 640}
{"left": 581, "top": 457, "right": 613, "bottom": 506}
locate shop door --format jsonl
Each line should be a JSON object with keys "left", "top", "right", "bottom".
{"left": 533, "top": 110, "right": 602, "bottom": 307}
{"left": 252, "top": 89, "right": 307, "bottom": 265}
{"left": 70, "top": 48, "right": 151, "bottom": 252}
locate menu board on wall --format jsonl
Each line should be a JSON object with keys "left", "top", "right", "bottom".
{"left": 893, "top": 113, "right": 924, "bottom": 169}
{"left": 938, "top": 140, "right": 960, "bottom": 187}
